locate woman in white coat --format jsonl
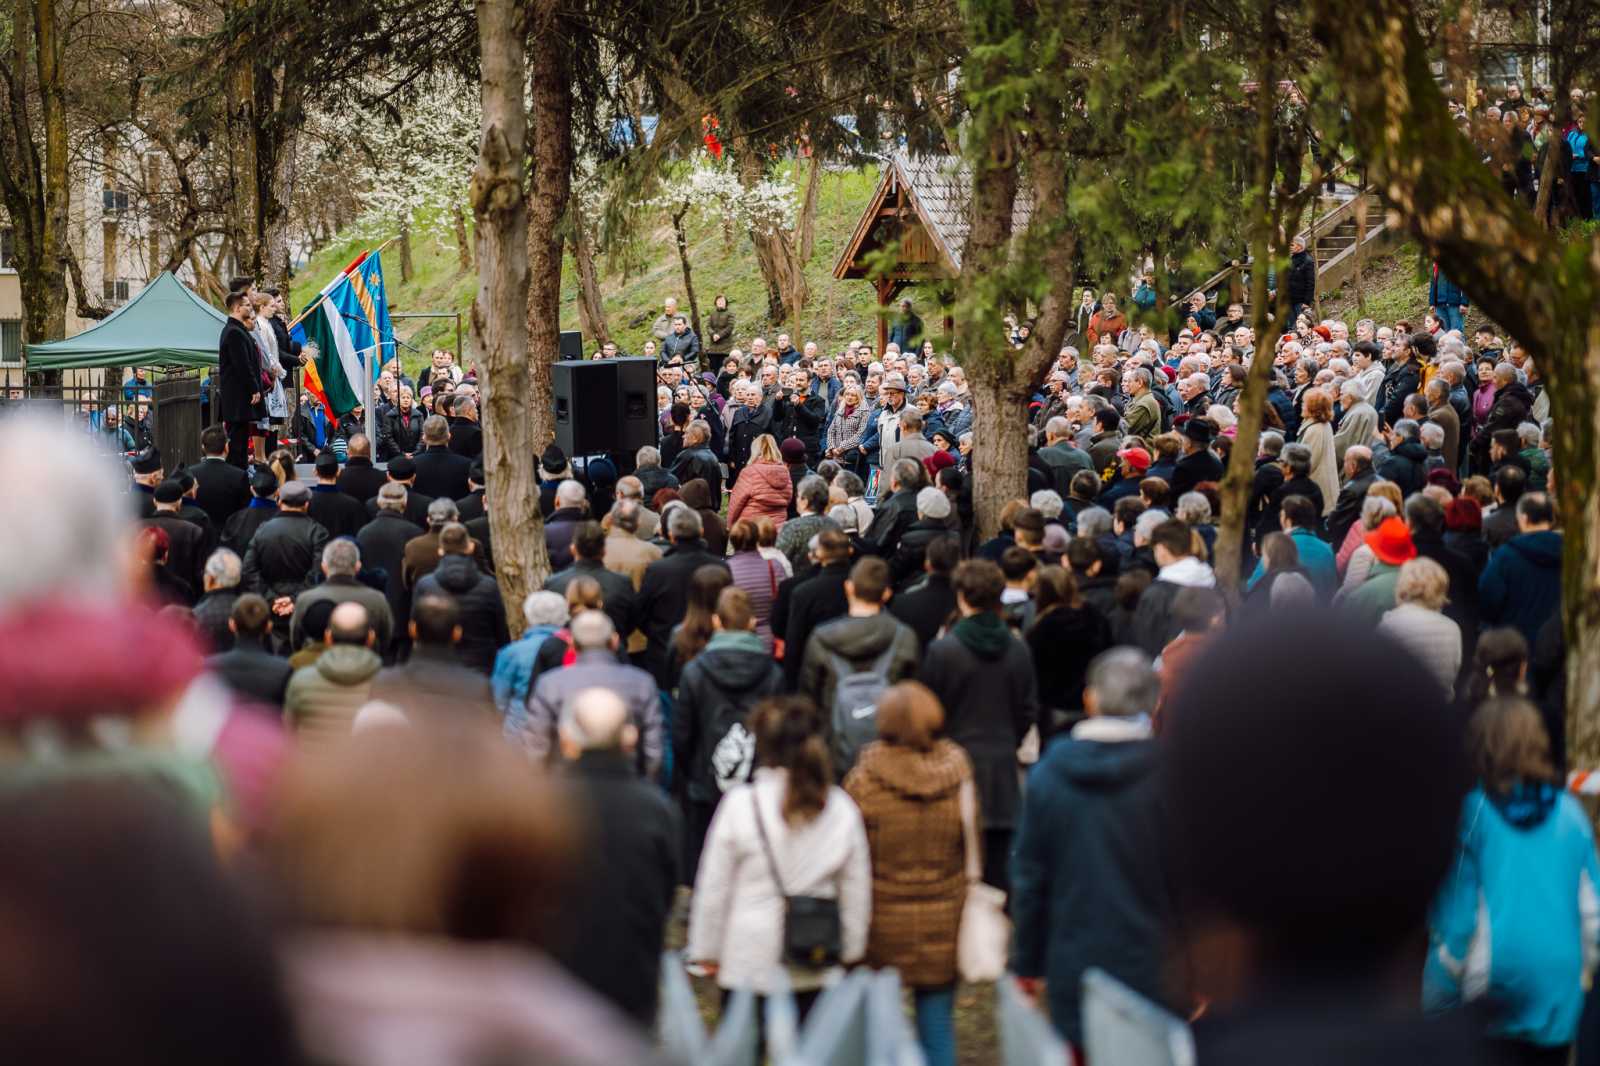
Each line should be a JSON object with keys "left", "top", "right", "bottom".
{"left": 1299, "top": 386, "right": 1340, "bottom": 517}
{"left": 688, "top": 695, "right": 871, "bottom": 1020}
{"left": 252, "top": 291, "right": 289, "bottom": 427}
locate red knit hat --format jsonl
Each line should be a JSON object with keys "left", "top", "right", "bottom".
{"left": 923, "top": 449, "right": 957, "bottom": 478}
{"left": 1366, "top": 516, "right": 1417, "bottom": 566}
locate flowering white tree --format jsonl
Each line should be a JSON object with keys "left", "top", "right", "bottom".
{"left": 638, "top": 157, "right": 796, "bottom": 337}
{"left": 348, "top": 82, "right": 481, "bottom": 271}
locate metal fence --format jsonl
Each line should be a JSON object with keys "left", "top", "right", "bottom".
{"left": 0, "top": 371, "right": 210, "bottom": 468}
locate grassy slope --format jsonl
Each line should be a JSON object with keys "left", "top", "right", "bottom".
{"left": 291, "top": 166, "right": 948, "bottom": 381}
{"left": 292, "top": 164, "right": 1483, "bottom": 385}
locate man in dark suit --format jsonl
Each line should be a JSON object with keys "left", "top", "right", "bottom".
{"left": 456, "top": 462, "right": 486, "bottom": 522}
{"left": 446, "top": 397, "right": 484, "bottom": 461}
{"left": 217, "top": 291, "right": 264, "bottom": 468}
{"left": 337, "top": 433, "right": 389, "bottom": 502}
{"left": 188, "top": 424, "right": 251, "bottom": 525}
{"left": 363, "top": 454, "right": 434, "bottom": 527}
{"left": 412, "top": 415, "right": 472, "bottom": 501}
{"left": 222, "top": 470, "right": 281, "bottom": 554}
{"left": 636, "top": 506, "right": 729, "bottom": 687}
{"left": 206, "top": 594, "right": 294, "bottom": 709}
{"left": 888, "top": 533, "right": 959, "bottom": 651}
{"left": 356, "top": 482, "right": 426, "bottom": 643}
{"left": 307, "top": 450, "right": 369, "bottom": 539}
{"left": 779, "top": 528, "right": 852, "bottom": 689}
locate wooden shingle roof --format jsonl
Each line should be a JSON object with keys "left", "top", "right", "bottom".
{"left": 832, "top": 151, "right": 1035, "bottom": 280}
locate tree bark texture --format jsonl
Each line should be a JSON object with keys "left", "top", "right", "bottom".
{"left": 571, "top": 214, "right": 608, "bottom": 344}
{"left": 454, "top": 204, "right": 473, "bottom": 270}
{"left": 1310, "top": 0, "right": 1600, "bottom": 770}
{"left": 0, "top": 0, "right": 71, "bottom": 348}
{"left": 471, "top": 0, "right": 542, "bottom": 636}
{"left": 398, "top": 225, "right": 414, "bottom": 284}
{"left": 670, "top": 205, "right": 701, "bottom": 340}
{"left": 521, "top": 0, "right": 573, "bottom": 589}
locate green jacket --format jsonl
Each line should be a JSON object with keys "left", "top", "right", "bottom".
{"left": 1125, "top": 392, "right": 1161, "bottom": 441}
{"left": 705, "top": 309, "right": 736, "bottom": 353}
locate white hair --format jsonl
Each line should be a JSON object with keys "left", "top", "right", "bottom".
{"left": 204, "top": 548, "right": 242, "bottom": 589}
{"left": 0, "top": 414, "right": 131, "bottom": 607}
{"left": 1030, "top": 489, "right": 1064, "bottom": 519}
{"left": 522, "top": 589, "right": 569, "bottom": 627}
{"left": 1133, "top": 508, "right": 1171, "bottom": 545}
{"left": 1176, "top": 492, "right": 1212, "bottom": 525}
{"left": 556, "top": 479, "right": 588, "bottom": 507}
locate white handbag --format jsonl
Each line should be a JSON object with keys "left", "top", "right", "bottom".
{"left": 956, "top": 776, "right": 1011, "bottom": 983}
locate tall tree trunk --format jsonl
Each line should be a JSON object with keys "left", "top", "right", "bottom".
{"left": 224, "top": 0, "right": 259, "bottom": 279}
{"left": 670, "top": 204, "right": 702, "bottom": 340}
{"left": 398, "top": 225, "right": 414, "bottom": 284}
{"left": 523, "top": 0, "right": 573, "bottom": 582}
{"left": 1310, "top": 0, "right": 1600, "bottom": 773}
{"left": 471, "top": 0, "right": 541, "bottom": 636}
{"left": 571, "top": 213, "right": 608, "bottom": 344}
{"left": 453, "top": 203, "right": 473, "bottom": 270}
{"left": 1214, "top": 27, "right": 1288, "bottom": 597}
{"left": 731, "top": 143, "right": 807, "bottom": 327}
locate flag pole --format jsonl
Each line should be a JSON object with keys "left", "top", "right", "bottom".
{"left": 286, "top": 234, "right": 401, "bottom": 331}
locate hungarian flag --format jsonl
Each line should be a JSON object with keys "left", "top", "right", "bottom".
{"left": 290, "top": 250, "right": 394, "bottom": 417}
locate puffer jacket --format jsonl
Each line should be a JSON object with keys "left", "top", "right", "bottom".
{"left": 413, "top": 553, "right": 510, "bottom": 674}
{"left": 843, "top": 740, "right": 974, "bottom": 989}
{"left": 284, "top": 644, "right": 382, "bottom": 741}
{"left": 727, "top": 460, "right": 792, "bottom": 529}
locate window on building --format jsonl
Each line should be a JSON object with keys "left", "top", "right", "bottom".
{"left": 102, "top": 278, "right": 131, "bottom": 306}
{"left": 101, "top": 187, "right": 130, "bottom": 214}
{"left": 0, "top": 321, "right": 21, "bottom": 366}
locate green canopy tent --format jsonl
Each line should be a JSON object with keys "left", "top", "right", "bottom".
{"left": 24, "top": 271, "right": 226, "bottom": 371}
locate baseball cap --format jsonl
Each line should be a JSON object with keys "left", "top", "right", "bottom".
{"left": 1117, "top": 446, "right": 1152, "bottom": 472}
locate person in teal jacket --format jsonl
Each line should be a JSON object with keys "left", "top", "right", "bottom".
{"left": 1424, "top": 697, "right": 1600, "bottom": 1057}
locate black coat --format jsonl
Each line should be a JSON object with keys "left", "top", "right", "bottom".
{"left": 636, "top": 541, "right": 730, "bottom": 685}
{"left": 888, "top": 520, "right": 959, "bottom": 591}
{"left": 1376, "top": 440, "right": 1429, "bottom": 497}
{"left": 668, "top": 446, "right": 723, "bottom": 505}
{"left": 267, "top": 314, "right": 303, "bottom": 370}
{"left": 446, "top": 418, "right": 483, "bottom": 461}
{"left": 776, "top": 390, "right": 826, "bottom": 457}
{"left": 143, "top": 512, "right": 209, "bottom": 600}
{"left": 207, "top": 642, "right": 293, "bottom": 709}
{"left": 455, "top": 489, "right": 486, "bottom": 523}
{"left": 221, "top": 502, "right": 277, "bottom": 555}
{"left": 1379, "top": 359, "right": 1422, "bottom": 427}
{"left": 242, "top": 511, "right": 329, "bottom": 601}
{"left": 188, "top": 457, "right": 251, "bottom": 526}
{"left": 356, "top": 510, "right": 425, "bottom": 621}
{"left": 1170, "top": 448, "right": 1225, "bottom": 499}
{"left": 1286, "top": 249, "right": 1316, "bottom": 306}
{"left": 553, "top": 750, "right": 679, "bottom": 1027}
{"left": 859, "top": 488, "right": 919, "bottom": 558}
{"left": 920, "top": 622, "right": 1039, "bottom": 829}
{"left": 888, "top": 573, "right": 958, "bottom": 651}
{"left": 1027, "top": 604, "right": 1113, "bottom": 740}
{"left": 413, "top": 553, "right": 509, "bottom": 674}
{"left": 1327, "top": 471, "right": 1377, "bottom": 549}
{"left": 378, "top": 408, "right": 425, "bottom": 460}
{"left": 217, "top": 317, "right": 264, "bottom": 423}
{"left": 192, "top": 588, "right": 240, "bottom": 654}
{"left": 364, "top": 485, "right": 435, "bottom": 528}
{"left": 337, "top": 457, "right": 389, "bottom": 503}
{"left": 545, "top": 559, "right": 637, "bottom": 645}
{"left": 780, "top": 561, "right": 851, "bottom": 689}
{"left": 412, "top": 445, "right": 472, "bottom": 502}
{"left": 543, "top": 507, "right": 588, "bottom": 573}
{"left": 308, "top": 484, "right": 370, "bottom": 540}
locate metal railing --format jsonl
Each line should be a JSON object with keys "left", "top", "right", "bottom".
{"left": 0, "top": 371, "right": 211, "bottom": 469}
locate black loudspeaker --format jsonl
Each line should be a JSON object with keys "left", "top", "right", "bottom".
{"left": 559, "top": 330, "right": 584, "bottom": 359}
{"left": 552, "top": 357, "right": 658, "bottom": 458}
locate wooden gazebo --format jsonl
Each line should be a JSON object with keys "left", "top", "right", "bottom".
{"left": 832, "top": 151, "right": 1033, "bottom": 353}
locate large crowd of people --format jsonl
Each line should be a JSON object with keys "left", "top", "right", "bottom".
{"left": 4, "top": 141, "right": 1596, "bottom": 1064}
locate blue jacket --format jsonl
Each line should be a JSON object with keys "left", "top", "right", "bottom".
{"left": 491, "top": 623, "right": 562, "bottom": 737}
{"left": 1424, "top": 784, "right": 1600, "bottom": 1047}
{"left": 1011, "top": 724, "right": 1172, "bottom": 1045}
{"left": 1248, "top": 527, "right": 1337, "bottom": 599}
{"left": 1480, "top": 530, "right": 1562, "bottom": 645}
{"left": 1430, "top": 265, "right": 1468, "bottom": 309}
